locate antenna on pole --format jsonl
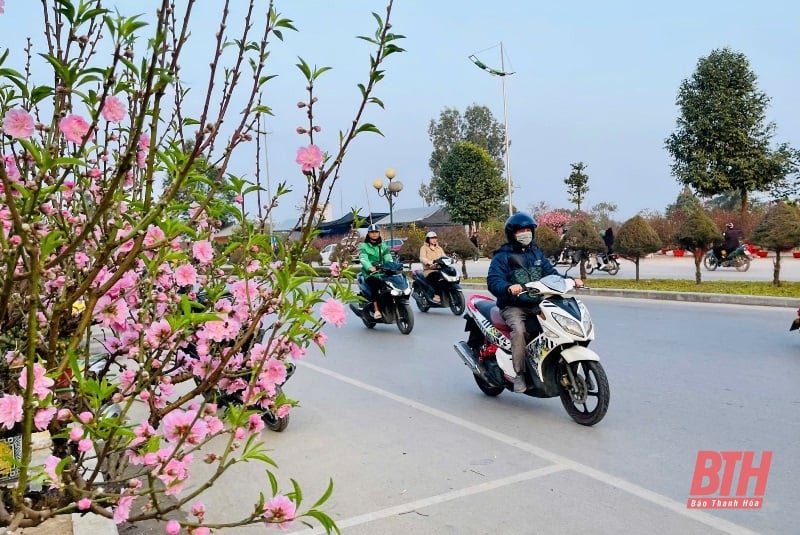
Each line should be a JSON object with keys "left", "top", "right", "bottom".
{"left": 469, "top": 43, "right": 515, "bottom": 216}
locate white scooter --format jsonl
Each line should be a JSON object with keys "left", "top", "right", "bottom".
{"left": 454, "top": 274, "right": 610, "bottom": 426}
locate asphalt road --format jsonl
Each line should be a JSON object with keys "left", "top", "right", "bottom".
{"left": 184, "top": 293, "right": 799, "bottom": 535}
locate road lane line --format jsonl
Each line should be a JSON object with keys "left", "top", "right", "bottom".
{"left": 298, "top": 361, "right": 763, "bottom": 535}
{"left": 291, "top": 465, "right": 569, "bottom": 534}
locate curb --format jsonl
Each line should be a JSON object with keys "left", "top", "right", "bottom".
{"left": 458, "top": 283, "right": 798, "bottom": 308}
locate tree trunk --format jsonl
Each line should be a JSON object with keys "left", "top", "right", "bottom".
{"left": 740, "top": 188, "right": 749, "bottom": 215}
{"left": 773, "top": 252, "right": 781, "bottom": 286}
{"left": 634, "top": 257, "right": 640, "bottom": 281}
{"left": 693, "top": 248, "right": 703, "bottom": 284}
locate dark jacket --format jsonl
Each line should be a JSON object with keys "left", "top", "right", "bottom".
{"left": 723, "top": 229, "right": 743, "bottom": 251}
{"left": 487, "top": 242, "right": 560, "bottom": 308}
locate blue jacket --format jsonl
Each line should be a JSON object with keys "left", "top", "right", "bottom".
{"left": 487, "top": 242, "right": 560, "bottom": 308}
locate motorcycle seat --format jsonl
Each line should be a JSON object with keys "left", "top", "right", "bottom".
{"left": 475, "top": 300, "right": 509, "bottom": 333}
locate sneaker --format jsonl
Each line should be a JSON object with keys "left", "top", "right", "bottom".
{"left": 373, "top": 310, "right": 382, "bottom": 320}
{"left": 432, "top": 295, "right": 441, "bottom": 303}
{"left": 512, "top": 375, "right": 527, "bottom": 393}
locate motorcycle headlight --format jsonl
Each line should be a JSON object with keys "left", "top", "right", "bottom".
{"left": 579, "top": 302, "right": 593, "bottom": 335}
{"left": 552, "top": 312, "right": 584, "bottom": 337}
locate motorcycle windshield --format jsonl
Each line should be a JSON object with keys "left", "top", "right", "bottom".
{"left": 538, "top": 274, "right": 568, "bottom": 292}
{"left": 384, "top": 273, "right": 408, "bottom": 290}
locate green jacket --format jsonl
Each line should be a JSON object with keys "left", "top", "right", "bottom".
{"left": 359, "top": 240, "right": 393, "bottom": 277}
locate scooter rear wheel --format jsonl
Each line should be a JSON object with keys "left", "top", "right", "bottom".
{"left": 734, "top": 256, "right": 750, "bottom": 272}
{"left": 473, "top": 374, "right": 504, "bottom": 396}
{"left": 559, "top": 360, "right": 610, "bottom": 426}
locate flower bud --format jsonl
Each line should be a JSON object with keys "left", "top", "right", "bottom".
{"left": 296, "top": 101, "right": 306, "bottom": 108}
{"left": 296, "top": 127, "right": 307, "bottom": 134}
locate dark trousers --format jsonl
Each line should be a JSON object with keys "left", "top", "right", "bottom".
{"left": 365, "top": 276, "right": 382, "bottom": 302}
{"left": 425, "top": 272, "right": 443, "bottom": 295}
{"left": 500, "top": 306, "right": 540, "bottom": 374}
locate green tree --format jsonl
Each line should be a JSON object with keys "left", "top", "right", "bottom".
{"left": 564, "top": 162, "right": 590, "bottom": 212}
{"left": 435, "top": 141, "right": 506, "bottom": 225}
{"left": 666, "top": 186, "right": 703, "bottom": 217}
{"left": 562, "top": 218, "right": 605, "bottom": 279}
{"left": 750, "top": 202, "right": 800, "bottom": 285}
{"left": 424, "top": 105, "right": 506, "bottom": 204}
{"left": 665, "top": 47, "right": 796, "bottom": 214}
{"left": 437, "top": 226, "right": 476, "bottom": 278}
{"left": 676, "top": 209, "right": 720, "bottom": 283}
{"left": 535, "top": 225, "right": 562, "bottom": 259}
{"left": 589, "top": 202, "right": 618, "bottom": 230}
{"left": 614, "top": 216, "right": 662, "bottom": 281}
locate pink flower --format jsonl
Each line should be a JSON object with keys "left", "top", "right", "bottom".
{"left": 44, "top": 455, "right": 60, "bottom": 485}
{"left": 3, "top": 109, "right": 34, "bottom": 138}
{"left": 19, "top": 363, "right": 55, "bottom": 400}
{"left": 191, "top": 502, "right": 205, "bottom": 518}
{"left": 320, "top": 299, "right": 346, "bottom": 327}
{"left": 34, "top": 408, "right": 57, "bottom": 430}
{"left": 100, "top": 95, "right": 126, "bottom": 122}
{"left": 330, "top": 261, "right": 341, "bottom": 277}
{"left": 295, "top": 144, "right": 322, "bottom": 173}
{"left": 114, "top": 495, "right": 135, "bottom": 524}
{"left": 0, "top": 394, "right": 23, "bottom": 429}
{"left": 0, "top": 0, "right": 5, "bottom": 15}
{"left": 165, "top": 520, "right": 181, "bottom": 535}
{"left": 262, "top": 494, "right": 296, "bottom": 530}
{"left": 78, "top": 498, "right": 92, "bottom": 511}
{"left": 192, "top": 240, "right": 214, "bottom": 264}
{"left": 59, "top": 114, "right": 94, "bottom": 144}
{"left": 78, "top": 438, "right": 93, "bottom": 453}
{"left": 175, "top": 264, "right": 197, "bottom": 286}
{"left": 138, "top": 134, "right": 150, "bottom": 151}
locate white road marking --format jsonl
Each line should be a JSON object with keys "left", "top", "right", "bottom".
{"left": 295, "top": 361, "right": 763, "bottom": 535}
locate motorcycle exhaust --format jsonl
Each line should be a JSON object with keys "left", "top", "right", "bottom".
{"left": 454, "top": 341, "right": 481, "bottom": 375}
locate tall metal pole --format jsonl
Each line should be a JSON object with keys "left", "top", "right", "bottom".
{"left": 501, "top": 42, "right": 513, "bottom": 216}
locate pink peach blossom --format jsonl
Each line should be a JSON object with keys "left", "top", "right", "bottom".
{"left": 175, "top": 264, "right": 198, "bottom": 286}
{"left": 165, "top": 520, "right": 181, "bottom": 535}
{"left": 59, "top": 114, "right": 93, "bottom": 144}
{"left": 295, "top": 144, "right": 322, "bottom": 173}
{"left": 100, "top": 95, "right": 126, "bottom": 122}
{"left": 192, "top": 240, "right": 214, "bottom": 264}
{"left": 78, "top": 498, "right": 92, "bottom": 511}
{"left": 262, "top": 494, "right": 296, "bottom": 529}
{"left": 320, "top": 299, "right": 346, "bottom": 327}
{"left": 2, "top": 109, "right": 34, "bottom": 138}
{"left": 0, "top": 394, "right": 23, "bottom": 429}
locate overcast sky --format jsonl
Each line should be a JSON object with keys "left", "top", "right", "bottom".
{"left": 3, "top": 1, "right": 798, "bottom": 225}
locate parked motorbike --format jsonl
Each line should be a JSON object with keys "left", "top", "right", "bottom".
{"left": 411, "top": 256, "right": 465, "bottom": 315}
{"left": 790, "top": 308, "right": 800, "bottom": 332}
{"left": 586, "top": 252, "right": 621, "bottom": 276}
{"left": 453, "top": 274, "right": 610, "bottom": 426}
{"left": 549, "top": 248, "right": 579, "bottom": 266}
{"left": 703, "top": 244, "right": 751, "bottom": 272}
{"left": 349, "top": 261, "right": 415, "bottom": 334}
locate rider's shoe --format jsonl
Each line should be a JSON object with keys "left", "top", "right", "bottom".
{"left": 513, "top": 375, "right": 527, "bottom": 393}
{"left": 372, "top": 310, "right": 382, "bottom": 320}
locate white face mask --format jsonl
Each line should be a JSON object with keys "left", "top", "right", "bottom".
{"left": 515, "top": 231, "right": 533, "bottom": 246}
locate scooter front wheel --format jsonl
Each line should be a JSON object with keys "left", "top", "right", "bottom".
{"left": 396, "top": 302, "right": 414, "bottom": 334}
{"left": 559, "top": 360, "right": 610, "bottom": 426}
{"left": 449, "top": 291, "right": 465, "bottom": 316}
{"left": 703, "top": 253, "right": 718, "bottom": 271}
{"left": 606, "top": 259, "right": 620, "bottom": 276}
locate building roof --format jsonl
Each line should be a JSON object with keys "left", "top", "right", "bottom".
{"left": 372, "top": 206, "right": 451, "bottom": 227}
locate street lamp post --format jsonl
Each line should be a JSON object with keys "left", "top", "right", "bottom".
{"left": 372, "top": 168, "right": 403, "bottom": 244}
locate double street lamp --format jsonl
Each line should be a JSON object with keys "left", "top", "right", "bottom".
{"left": 372, "top": 168, "right": 403, "bottom": 244}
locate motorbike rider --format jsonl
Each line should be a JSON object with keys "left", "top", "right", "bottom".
{"left": 601, "top": 227, "right": 615, "bottom": 269}
{"left": 488, "top": 213, "right": 584, "bottom": 392}
{"left": 419, "top": 230, "right": 447, "bottom": 303}
{"left": 713, "top": 222, "right": 743, "bottom": 262}
{"left": 359, "top": 224, "right": 394, "bottom": 319}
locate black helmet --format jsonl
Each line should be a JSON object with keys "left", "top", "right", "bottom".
{"left": 504, "top": 212, "right": 537, "bottom": 243}
{"left": 367, "top": 224, "right": 380, "bottom": 232}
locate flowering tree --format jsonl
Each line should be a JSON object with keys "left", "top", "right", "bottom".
{"left": 0, "top": 0, "right": 402, "bottom": 531}
{"left": 537, "top": 210, "right": 573, "bottom": 234}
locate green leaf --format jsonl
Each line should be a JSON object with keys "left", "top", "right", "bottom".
{"left": 355, "top": 123, "right": 383, "bottom": 136}
{"left": 311, "top": 478, "right": 335, "bottom": 509}
{"left": 295, "top": 57, "right": 312, "bottom": 81}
